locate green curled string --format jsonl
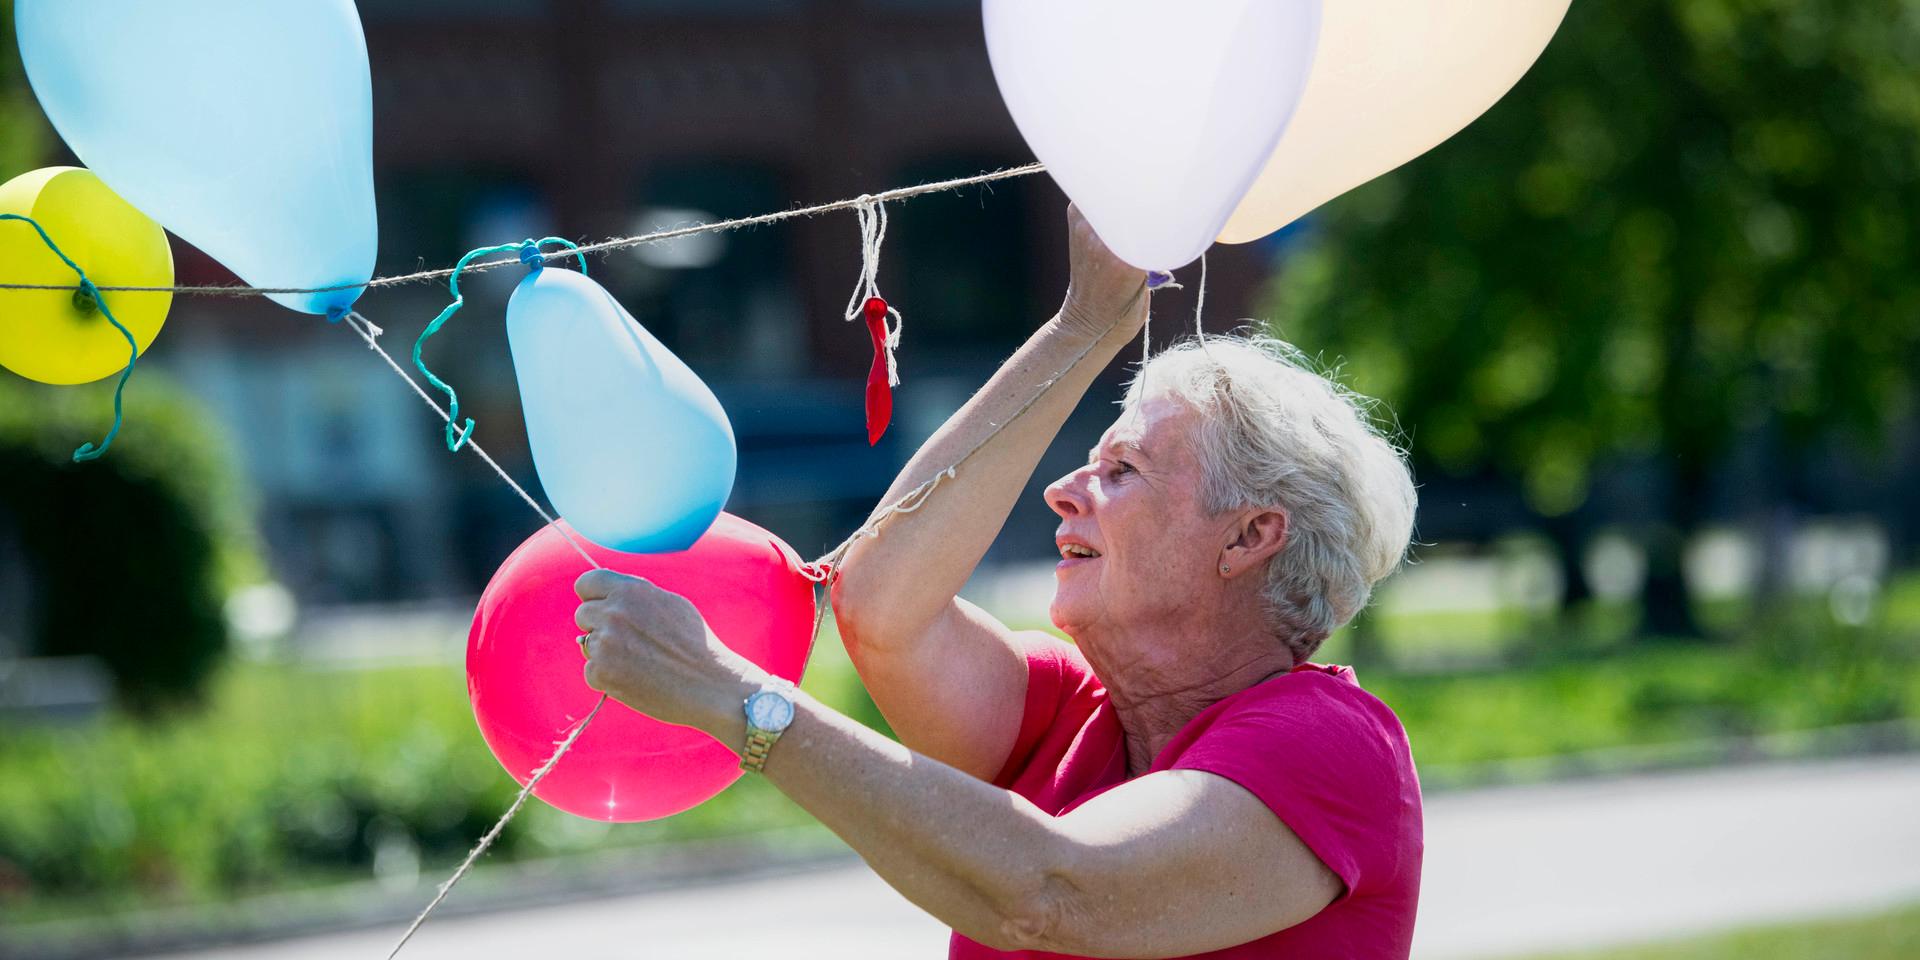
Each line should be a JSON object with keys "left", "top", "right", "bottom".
{"left": 0, "top": 213, "right": 140, "bottom": 462}
{"left": 411, "top": 237, "right": 588, "bottom": 452}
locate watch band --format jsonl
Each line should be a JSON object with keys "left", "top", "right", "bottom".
{"left": 741, "top": 727, "right": 781, "bottom": 773}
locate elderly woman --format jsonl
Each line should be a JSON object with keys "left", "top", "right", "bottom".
{"left": 575, "top": 207, "right": 1422, "bottom": 959}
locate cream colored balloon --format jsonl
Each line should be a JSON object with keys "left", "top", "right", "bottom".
{"left": 1219, "top": 0, "right": 1572, "bottom": 244}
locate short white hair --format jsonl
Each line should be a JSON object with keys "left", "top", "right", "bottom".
{"left": 1124, "top": 334, "right": 1417, "bottom": 661}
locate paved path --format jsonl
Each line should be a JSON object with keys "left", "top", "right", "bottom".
{"left": 142, "top": 756, "right": 1920, "bottom": 960}
{"left": 1414, "top": 755, "right": 1920, "bottom": 958}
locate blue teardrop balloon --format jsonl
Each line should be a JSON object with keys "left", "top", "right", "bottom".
{"left": 508, "top": 267, "right": 736, "bottom": 554}
{"left": 16, "top": 0, "right": 377, "bottom": 317}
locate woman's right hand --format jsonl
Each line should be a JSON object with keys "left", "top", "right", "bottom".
{"left": 1059, "top": 203, "right": 1150, "bottom": 342}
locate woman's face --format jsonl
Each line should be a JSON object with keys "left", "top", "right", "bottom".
{"left": 1044, "top": 395, "right": 1228, "bottom": 641}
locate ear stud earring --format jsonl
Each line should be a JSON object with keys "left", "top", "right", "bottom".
{"left": 1220, "top": 564, "right": 1231, "bottom": 574}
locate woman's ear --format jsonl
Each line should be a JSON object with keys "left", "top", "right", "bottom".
{"left": 1219, "top": 508, "right": 1288, "bottom": 579}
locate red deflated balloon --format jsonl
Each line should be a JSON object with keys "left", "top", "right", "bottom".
{"left": 468, "top": 514, "right": 817, "bottom": 822}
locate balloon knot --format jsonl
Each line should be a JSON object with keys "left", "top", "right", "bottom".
{"left": 1145, "top": 271, "right": 1176, "bottom": 290}
{"left": 519, "top": 243, "right": 546, "bottom": 271}
{"left": 326, "top": 305, "right": 349, "bottom": 324}
{"left": 73, "top": 279, "right": 101, "bottom": 316}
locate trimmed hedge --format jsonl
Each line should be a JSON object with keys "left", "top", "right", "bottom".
{"left": 0, "top": 374, "right": 260, "bottom": 711}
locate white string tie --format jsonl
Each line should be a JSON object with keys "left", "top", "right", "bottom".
{"left": 844, "top": 197, "right": 903, "bottom": 387}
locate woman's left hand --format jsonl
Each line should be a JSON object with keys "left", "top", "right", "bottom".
{"left": 573, "top": 569, "right": 764, "bottom": 730}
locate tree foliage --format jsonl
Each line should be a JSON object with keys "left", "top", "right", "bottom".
{"left": 0, "top": 376, "right": 261, "bottom": 712}
{"left": 1267, "top": 0, "right": 1920, "bottom": 520}
{"left": 1, "top": 0, "right": 52, "bottom": 175}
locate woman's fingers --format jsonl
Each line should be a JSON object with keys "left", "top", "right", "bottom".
{"left": 575, "top": 568, "right": 630, "bottom": 600}
{"left": 1062, "top": 203, "right": 1148, "bottom": 336}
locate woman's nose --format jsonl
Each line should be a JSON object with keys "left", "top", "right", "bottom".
{"left": 1045, "top": 469, "right": 1089, "bottom": 518}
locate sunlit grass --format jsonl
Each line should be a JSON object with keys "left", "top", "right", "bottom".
{"left": 1519, "top": 901, "right": 1920, "bottom": 959}
{"left": 1886, "top": 571, "right": 1920, "bottom": 632}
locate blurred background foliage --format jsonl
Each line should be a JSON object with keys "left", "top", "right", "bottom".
{"left": 0, "top": 0, "right": 46, "bottom": 174}
{"left": 0, "top": 375, "right": 260, "bottom": 711}
{"left": 0, "top": 630, "right": 888, "bottom": 922}
{"left": 1266, "top": 0, "right": 1920, "bottom": 638}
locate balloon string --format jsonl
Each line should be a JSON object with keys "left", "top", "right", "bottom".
{"left": 384, "top": 694, "right": 610, "bottom": 960}
{"left": 1194, "top": 252, "right": 1209, "bottom": 336}
{"left": 1141, "top": 254, "right": 1211, "bottom": 369}
{"left": 342, "top": 310, "right": 601, "bottom": 570}
{"left": 1142, "top": 304, "right": 1152, "bottom": 368}
{"left": 1193, "top": 252, "right": 1218, "bottom": 364}
{"left": 341, "top": 307, "right": 618, "bottom": 957}
{"left": 410, "top": 237, "right": 587, "bottom": 452}
{"left": 0, "top": 214, "right": 139, "bottom": 461}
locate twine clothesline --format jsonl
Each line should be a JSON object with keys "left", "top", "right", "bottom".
{"left": 0, "top": 163, "right": 1048, "bottom": 298}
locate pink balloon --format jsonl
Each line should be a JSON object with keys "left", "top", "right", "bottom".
{"left": 467, "top": 513, "right": 819, "bottom": 822}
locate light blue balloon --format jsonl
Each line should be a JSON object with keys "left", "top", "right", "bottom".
{"left": 508, "top": 266, "right": 736, "bottom": 554}
{"left": 16, "top": 0, "right": 377, "bottom": 317}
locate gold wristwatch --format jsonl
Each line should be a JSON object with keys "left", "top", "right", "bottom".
{"left": 740, "top": 681, "right": 796, "bottom": 773}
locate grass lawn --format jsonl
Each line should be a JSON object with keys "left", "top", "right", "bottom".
{"left": 1887, "top": 572, "right": 1920, "bottom": 632}
{"left": 1521, "top": 902, "right": 1920, "bottom": 959}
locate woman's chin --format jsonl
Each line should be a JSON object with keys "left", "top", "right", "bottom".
{"left": 1048, "top": 595, "right": 1090, "bottom": 636}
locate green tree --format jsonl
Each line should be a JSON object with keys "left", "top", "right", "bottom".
{"left": 1, "top": 0, "right": 52, "bottom": 174}
{"left": 1267, "top": 0, "right": 1920, "bottom": 638}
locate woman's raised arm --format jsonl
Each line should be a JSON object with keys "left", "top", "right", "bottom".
{"left": 830, "top": 205, "right": 1148, "bottom": 781}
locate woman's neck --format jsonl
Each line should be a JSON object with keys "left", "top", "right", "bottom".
{"left": 1080, "top": 620, "right": 1297, "bottom": 776}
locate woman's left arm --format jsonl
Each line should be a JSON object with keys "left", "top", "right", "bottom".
{"left": 576, "top": 571, "right": 1341, "bottom": 958}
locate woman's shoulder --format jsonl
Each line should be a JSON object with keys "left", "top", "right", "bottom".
{"left": 1183, "top": 662, "right": 1412, "bottom": 761}
{"left": 1015, "top": 632, "right": 1105, "bottom": 699}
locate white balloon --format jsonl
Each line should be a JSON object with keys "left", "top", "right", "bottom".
{"left": 1220, "top": 0, "right": 1572, "bottom": 243}
{"left": 983, "top": 0, "right": 1321, "bottom": 273}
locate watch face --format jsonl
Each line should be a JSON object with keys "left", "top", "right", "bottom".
{"left": 746, "top": 690, "right": 795, "bottom": 731}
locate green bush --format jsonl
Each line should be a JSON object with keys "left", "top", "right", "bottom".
{"left": 1368, "top": 627, "right": 1920, "bottom": 772}
{"left": 0, "top": 664, "right": 512, "bottom": 907}
{"left": 2, "top": 0, "right": 54, "bottom": 175}
{"left": 0, "top": 639, "right": 876, "bottom": 917}
{"left": 0, "top": 374, "right": 260, "bottom": 711}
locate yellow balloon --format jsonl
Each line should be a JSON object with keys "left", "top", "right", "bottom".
{"left": 1220, "top": 0, "right": 1572, "bottom": 244}
{"left": 0, "top": 166, "right": 174, "bottom": 385}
